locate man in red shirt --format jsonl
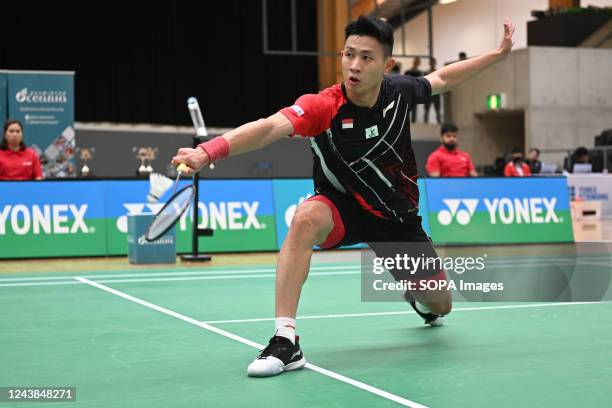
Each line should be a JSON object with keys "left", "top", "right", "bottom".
{"left": 0, "top": 119, "right": 43, "bottom": 180}
{"left": 426, "top": 123, "right": 477, "bottom": 177}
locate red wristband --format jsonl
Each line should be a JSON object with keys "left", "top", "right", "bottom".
{"left": 197, "top": 137, "right": 230, "bottom": 163}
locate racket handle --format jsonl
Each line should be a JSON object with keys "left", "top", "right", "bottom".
{"left": 177, "top": 163, "right": 188, "bottom": 174}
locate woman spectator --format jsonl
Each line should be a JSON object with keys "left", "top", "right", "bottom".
{"left": 0, "top": 119, "right": 43, "bottom": 180}
{"left": 504, "top": 147, "right": 531, "bottom": 177}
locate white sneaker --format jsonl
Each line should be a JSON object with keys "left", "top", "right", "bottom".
{"left": 247, "top": 335, "right": 305, "bottom": 377}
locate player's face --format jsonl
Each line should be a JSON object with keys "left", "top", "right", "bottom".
{"left": 4, "top": 123, "right": 23, "bottom": 147}
{"left": 342, "top": 35, "right": 393, "bottom": 95}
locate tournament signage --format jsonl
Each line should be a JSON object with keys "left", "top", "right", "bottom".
{"left": 103, "top": 179, "right": 278, "bottom": 255}
{"left": 0, "top": 181, "right": 107, "bottom": 258}
{"left": 426, "top": 177, "right": 574, "bottom": 244}
{"left": 7, "top": 71, "right": 75, "bottom": 178}
{"left": 567, "top": 174, "right": 612, "bottom": 218}
{"left": 0, "top": 177, "right": 576, "bottom": 259}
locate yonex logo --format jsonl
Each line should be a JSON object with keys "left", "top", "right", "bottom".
{"left": 0, "top": 204, "right": 90, "bottom": 235}
{"left": 437, "top": 199, "right": 478, "bottom": 226}
{"left": 117, "top": 201, "right": 263, "bottom": 233}
{"left": 437, "top": 197, "right": 561, "bottom": 226}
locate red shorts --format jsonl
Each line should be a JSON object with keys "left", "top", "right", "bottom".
{"left": 306, "top": 189, "right": 447, "bottom": 282}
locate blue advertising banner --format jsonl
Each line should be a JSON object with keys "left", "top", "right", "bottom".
{"left": 417, "top": 178, "right": 430, "bottom": 235}
{"left": 0, "top": 177, "right": 575, "bottom": 259}
{"left": 271, "top": 179, "right": 315, "bottom": 248}
{"left": 425, "top": 177, "right": 574, "bottom": 244}
{"left": 7, "top": 71, "right": 75, "bottom": 178}
{"left": 0, "top": 181, "right": 107, "bottom": 258}
{"left": 103, "top": 179, "right": 278, "bottom": 255}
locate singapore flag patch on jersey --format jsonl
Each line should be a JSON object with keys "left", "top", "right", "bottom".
{"left": 341, "top": 119, "right": 354, "bottom": 129}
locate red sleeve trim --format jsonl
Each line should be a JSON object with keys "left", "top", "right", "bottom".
{"left": 277, "top": 84, "right": 344, "bottom": 137}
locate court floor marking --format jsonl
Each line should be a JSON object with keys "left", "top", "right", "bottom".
{"left": 0, "top": 265, "right": 362, "bottom": 282}
{"left": 201, "top": 302, "right": 607, "bottom": 324}
{"left": 2, "top": 256, "right": 611, "bottom": 288}
{"left": 2, "top": 254, "right": 611, "bottom": 283}
{"left": 0, "top": 270, "right": 361, "bottom": 287}
{"left": 74, "top": 276, "right": 428, "bottom": 408}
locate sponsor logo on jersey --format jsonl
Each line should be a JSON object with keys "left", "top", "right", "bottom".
{"left": 365, "top": 125, "right": 379, "bottom": 139}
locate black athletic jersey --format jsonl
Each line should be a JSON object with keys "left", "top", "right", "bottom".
{"left": 279, "top": 75, "right": 432, "bottom": 223}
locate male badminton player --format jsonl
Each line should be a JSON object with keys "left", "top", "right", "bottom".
{"left": 172, "top": 15, "right": 515, "bottom": 377}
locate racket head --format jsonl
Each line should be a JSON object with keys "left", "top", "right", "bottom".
{"left": 145, "top": 184, "right": 194, "bottom": 241}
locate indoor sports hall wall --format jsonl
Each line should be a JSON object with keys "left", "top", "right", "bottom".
{"left": 392, "top": 0, "right": 612, "bottom": 66}
{"left": 0, "top": 177, "right": 573, "bottom": 259}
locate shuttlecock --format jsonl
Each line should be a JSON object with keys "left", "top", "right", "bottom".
{"left": 147, "top": 173, "right": 173, "bottom": 203}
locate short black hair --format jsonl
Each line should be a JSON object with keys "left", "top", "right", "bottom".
{"left": 528, "top": 147, "right": 540, "bottom": 156}
{"left": 345, "top": 15, "right": 394, "bottom": 58}
{"left": 1, "top": 118, "right": 25, "bottom": 151}
{"left": 575, "top": 146, "right": 589, "bottom": 157}
{"left": 441, "top": 123, "right": 458, "bottom": 135}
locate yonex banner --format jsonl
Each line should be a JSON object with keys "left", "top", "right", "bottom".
{"left": 0, "top": 181, "right": 107, "bottom": 258}
{"left": 7, "top": 71, "right": 75, "bottom": 178}
{"left": 0, "top": 177, "right": 575, "bottom": 259}
{"left": 425, "top": 177, "right": 574, "bottom": 244}
{"left": 103, "top": 179, "right": 278, "bottom": 255}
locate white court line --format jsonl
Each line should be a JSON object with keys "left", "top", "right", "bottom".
{"left": 74, "top": 277, "right": 428, "bottom": 408}
{"left": 2, "top": 258, "right": 612, "bottom": 287}
{"left": 2, "top": 255, "right": 610, "bottom": 283}
{"left": 0, "top": 271, "right": 360, "bottom": 287}
{"left": 2, "top": 258, "right": 609, "bottom": 286}
{"left": 202, "top": 302, "right": 609, "bottom": 324}
{"left": 0, "top": 265, "right": 361, "bottom": 282}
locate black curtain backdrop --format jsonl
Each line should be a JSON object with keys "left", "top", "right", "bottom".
{"left": 0, "top": 1, "right": 319, "bottom": 127}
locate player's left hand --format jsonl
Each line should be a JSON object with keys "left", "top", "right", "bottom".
{"left": 498, "top": 18, "right": 515, "bottom": 58}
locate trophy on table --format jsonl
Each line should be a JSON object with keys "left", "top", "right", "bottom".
{"left": 133, "top": 147, "right": 158, "bottom": 176}
{"left": 77, "top": 147, "right": 95, "bottom": 177}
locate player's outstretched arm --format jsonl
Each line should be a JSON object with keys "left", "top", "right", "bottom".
{"left": 171, "top": 112, "right": 293, "bottom": 175}
{"left": 425, "top": 18, "right": 515, "bottom": 95}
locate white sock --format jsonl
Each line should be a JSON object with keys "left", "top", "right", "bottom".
{"left": 275, "top": 317, "right": 296, "bottom": 344}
